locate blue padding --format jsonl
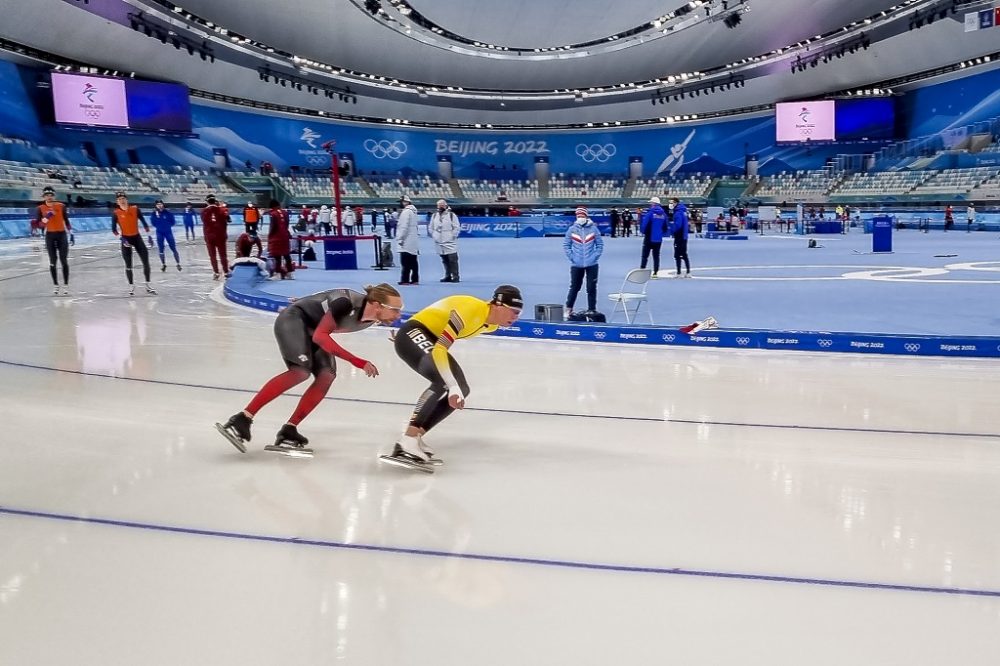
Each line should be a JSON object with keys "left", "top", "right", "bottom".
{"left": 703, "top": 232, "right": 748, "bottom": 240}
{"left": 223, "top": 272, "right": 1000, "bottom": 359}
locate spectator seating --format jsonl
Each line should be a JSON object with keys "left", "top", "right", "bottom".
{"left": 632, "top": 175, "right": 714, "bottom": 200}
{"left": 835, "top": 170, "right": 937, "bottom": 196}
{"left": 548, "top": 175, "right": 625, "bottom": 199}
{"left": 755, "top": 170, "right": 842, "bottom": 199}
{"left": 456, "top": 178, "right": 539, "bottom": 201}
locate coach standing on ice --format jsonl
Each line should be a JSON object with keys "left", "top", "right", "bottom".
{"left": 430, "top": 199, "right": 461, "bottom": 283}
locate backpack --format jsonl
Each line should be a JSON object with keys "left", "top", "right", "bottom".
{"left": 568, "top": 310, "right": 606, "bottom": 323}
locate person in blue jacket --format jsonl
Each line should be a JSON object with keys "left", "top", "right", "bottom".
{"left": 150, "top": 199, "right": 182, "bottom": 272}
{"left": 639, "top": 196, "right": 668, "bottom": 276}
{"left": 668, "top": 197, "right": 691, "bottom": 277}
{"left": 563, "top": 206, "right": 604, "bottom": 318}
{"left": 182, "top": 203, "right": 197, "bottom": 242}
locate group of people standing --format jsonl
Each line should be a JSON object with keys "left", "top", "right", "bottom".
{"left": 562, "top": 197, "right": 691, "bottom": 319}
{"left": 395, "top": 195, "right": 462, "bottom": 286}
{"left": 34, "top": 190, "right": 305, "bottom": 294}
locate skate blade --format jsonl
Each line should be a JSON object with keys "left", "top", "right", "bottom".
{"left": 424, "top": 457, "right": 444, "bottom": 466}
{"left": 215, "top": 423, "right": 247, "bottom": 453}
{"left": 264, "top": 444, "right": 314, "bottom": 458}
{"left": 379, "top": 454, "right": 435, "bottom": 474}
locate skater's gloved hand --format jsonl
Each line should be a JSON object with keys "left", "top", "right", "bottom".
{"left": 45, "top": 211, "right": 54, "bottom": 219}
{"left": 354, "top": 359, "right": 378, "bottom": 377}
{"left": 447, "top": 387, "right": 465, "bottom": 410}
{"left": 120, "top": 238, "right": 131, "bottom": 248}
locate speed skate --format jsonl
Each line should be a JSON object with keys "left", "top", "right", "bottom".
{"left": 264, "top": 442, "right": 314, "bottom": 458}
{"left": 379, "top": 445, "right": 435, "bottom": 474}
{"left": 214, "top": 422, "right": 247, "bottom": 453}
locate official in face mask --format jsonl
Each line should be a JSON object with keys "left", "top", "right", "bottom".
{"left": 430, "top": 199, "right": 461, "bottom": 283}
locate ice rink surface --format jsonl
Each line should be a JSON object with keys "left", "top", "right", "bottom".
{"left": 1, "top": 237, "right": 999, "bottom": 665}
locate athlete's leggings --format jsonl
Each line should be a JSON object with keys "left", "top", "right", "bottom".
{"left": 45, "top": 231, "right": 69, "bottom": 285}
{"left": 205, "top": 235, "right": 229, "bottom": 275}
{"left": 395, "top": 320, "right": 470, "bottom": 433}
{"left": 156, "top": 229, "right": 180, "bottom": 265}
{"left": 120, "top": 234, "right": 151, "bottom": 284}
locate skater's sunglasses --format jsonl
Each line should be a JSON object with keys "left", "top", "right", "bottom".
{"left": 378, "top": 302, "right": 403, "bottom": 312}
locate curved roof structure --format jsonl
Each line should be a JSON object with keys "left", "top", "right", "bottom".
{"left": 2, "top": 0, "right": 999, "bottom": 126}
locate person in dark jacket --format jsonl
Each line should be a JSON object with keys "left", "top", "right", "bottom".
{"left": 669, "top": 198, "right": 691, "bottom": 277}
{"left": 639, "top": 197, "right": 668, "bottom": 277}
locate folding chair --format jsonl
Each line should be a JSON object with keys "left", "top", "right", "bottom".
{"left": 607, "top": 268, "right": 653, "bottom": 324}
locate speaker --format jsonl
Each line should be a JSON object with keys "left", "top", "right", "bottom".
{"left": 534, "top": 304, "right": 564, "bottom": 322}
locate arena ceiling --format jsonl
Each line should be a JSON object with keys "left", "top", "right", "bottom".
{"left": 174, "top": 0, "right": 895, "bottom": 90}
{"left": 2, "top": 0, "right": 1000, "bottom": 126}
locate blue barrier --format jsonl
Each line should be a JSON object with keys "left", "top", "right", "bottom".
{"left": 872, "top": 215, "right": 893, "bottom": 253}
{"left": 222, "top": 268, "right": 1000, "bottom": 359}
{"left": 457, "top": 215, "right": 612, "bottom": 238}
{"left": 703, "top": 232, "right": 748, "bottom": 240}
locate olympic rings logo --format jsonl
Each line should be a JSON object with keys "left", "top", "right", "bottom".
{"left": 736, "top": 337, "right": 751, "bottom": 346}
{"left": 904, "top": 343, "right": 921, "bottom": 353}
{"left": 662, "top": 334, "right": 676, "bottom": 342}
{"left": 85, "top": 110, "right": 102, "bottom": 119}
{"left": 305, "top": 156, "right": 327, "bottom": 166}
{"left": 532, "top": 328, "right": 544, "bottom": 336}
{"left": 817, "top": 339, "right": 833, "bottom": 348}
{"left": 575, "top": 143, "right": 617, "bottom": 163}
{"left": 363, "top": 139, "right": 407, "bottom": 159}
{"left": 594, "top": 331, "right": 607, "bottom": 340}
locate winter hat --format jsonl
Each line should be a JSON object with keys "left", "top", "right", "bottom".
{"left": 42, "top": 186, "right": 55, "bottom": 195}
{"left": 575, "top": 206, "right": 588, "bottom": 218}
{"left": 648, "top": 196, "right": 661, "bottom": 204}
{"left": 492, "top": 285, "right": 523, "bottom": 310}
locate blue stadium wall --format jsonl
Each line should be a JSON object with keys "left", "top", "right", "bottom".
{"left": 2, "top": 58, "right": 1000, "bottom": 174}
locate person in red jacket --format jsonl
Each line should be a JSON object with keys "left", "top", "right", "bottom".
{"left": 235, "top": 231, "right": 262, "bottom": 259}
{"left": 201, "top": 195, "right": 229, "bottom": 279}
{"left": 267, "top": 199, "right": 294, "bottom": 279}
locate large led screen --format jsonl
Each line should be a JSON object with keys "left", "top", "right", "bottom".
{"left": 51, "top": 72, "right": 129, "bottom": 128}
{"left": 775, "top": 100, "right": 835, "bottom": 142}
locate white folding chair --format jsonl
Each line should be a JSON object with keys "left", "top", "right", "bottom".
{"left": 607, "top": 268, "right": 653, "bottom": 324}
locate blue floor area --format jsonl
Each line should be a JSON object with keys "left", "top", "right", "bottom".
{"left": 257, "top": 229, "right": 1000, "bottom": 336}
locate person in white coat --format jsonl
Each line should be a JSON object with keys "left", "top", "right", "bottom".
{"left": 396, "top": 195, "right": 420, "bottom": 285}
{"left": 317, "top": 205, "right": 332, "bottom": 235}
{"left": 341, "top": 206, "right": 356, "bottom": 236}
{"left": 429, "top": 199, "right": 461, "bottom": 282}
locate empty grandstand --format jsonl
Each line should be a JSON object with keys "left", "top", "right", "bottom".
{"left": 835, "top": 170, "right": 937, "bottom": 197}
{"left": 632, "top": 175, "right": 715, "bottom": 200}
{"left": 273, "top": 174, "right": 368, "bottom": 200}
{"left": 456, "top": 178, "right": 539, "bottom": 202}
{"left": 548, "top": 175, "right": 625, "bottom": 199}
{"left": 128, "top": 165, "right": 243, "bottom": 198}
{"left": 366, "top": 174, "right": 453, "bottom": 200}
{"left": 910, "top": 167, "right": 1000, "bottom": 195}
{"left": 754, "top": 170, "right": 844, "bottom": 200}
